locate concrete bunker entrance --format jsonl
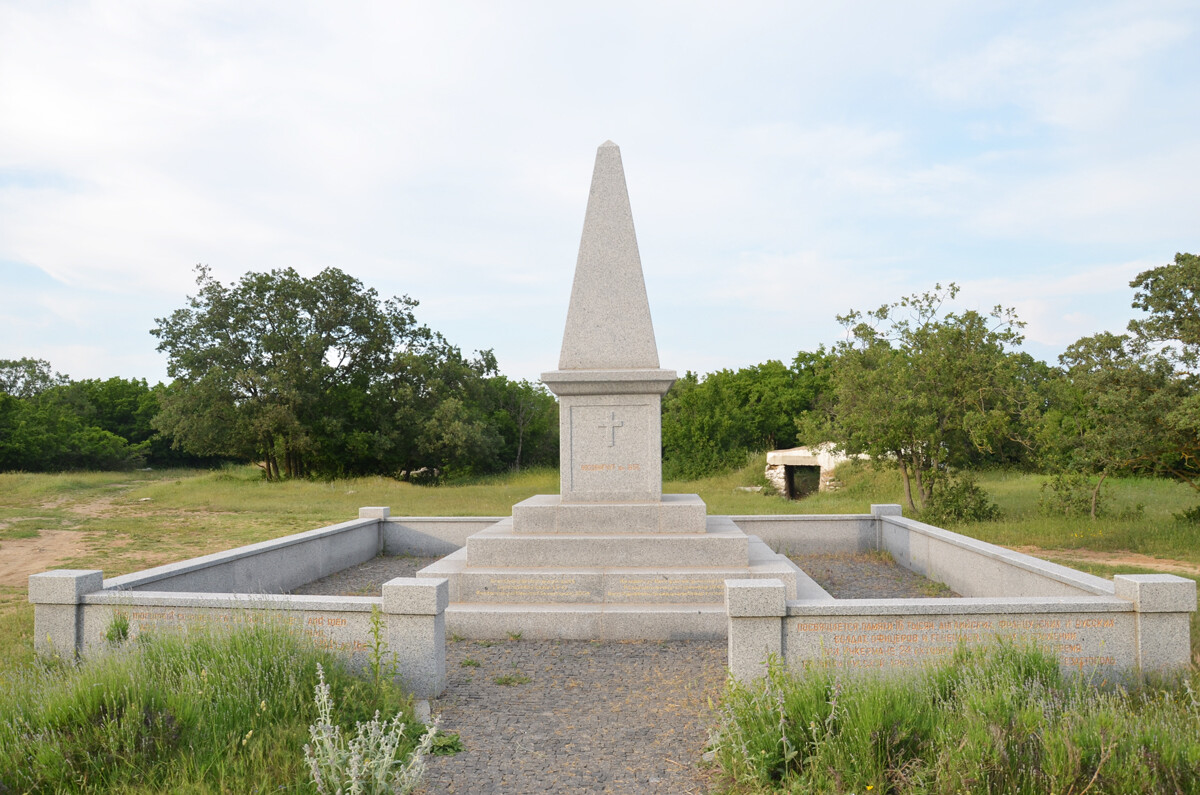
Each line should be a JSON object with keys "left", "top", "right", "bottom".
{"left": 784, "top": 465, "right": 820, "bottom": 499}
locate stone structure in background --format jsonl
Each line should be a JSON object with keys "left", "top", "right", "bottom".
{"left": 765, "top": 444, "right": 866, "bottom": 498}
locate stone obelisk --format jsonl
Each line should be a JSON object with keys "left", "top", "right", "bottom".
{"left": 417, "top": 141, "right": 799, "bottom": 638}
{"left": 514, "top": 141, "right": 706, "bottom": 532}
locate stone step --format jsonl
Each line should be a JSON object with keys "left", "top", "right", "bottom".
{"left": 463, "top": 516, "right": 750, "bottom": 568}
{"left": 417, "top": 535, "right": 800, "bottom": 604}
{"left": 511, "top": 494, "right": 707, "bottom": 534}
{"left": 444, "top": 602, "right": 728, "bottom": 640}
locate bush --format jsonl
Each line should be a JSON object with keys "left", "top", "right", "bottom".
{"left": 1039, "top": 471, "right": 1106, "bottom": 518}
{"left": 710, "top": 643, "right": 1200, "bottom": 794}
{"left": 919, "top": 473, "right": 1002, "bottom": 525}
{"left": 0, "top": 621, "right": 426, "bottom": 793}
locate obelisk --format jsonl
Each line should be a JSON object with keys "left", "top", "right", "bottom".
{"left": 514, "top": 140, "right": 706, "bottom": 532}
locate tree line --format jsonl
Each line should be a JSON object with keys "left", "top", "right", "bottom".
{"left": 3, "top": 254, "right": 1197, "bottom": 507}
{"left": 663, "top": 253, "right": 1200, "bottom": 519}
{"left": 1, "top": 266, "right": 558, "bottom": 479}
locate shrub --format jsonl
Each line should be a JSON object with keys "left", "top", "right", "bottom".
{"left": 920, "top": 473, "right": 1001, "bottom": 525}
{"left": 304, "top": 663, "right": 436, "bottom": 795}
{"left": 1039, "top": 471, "right": 1106, "bottom": 518}
{"left": 710, "top": 643, "right": 1200, "bottom": 794}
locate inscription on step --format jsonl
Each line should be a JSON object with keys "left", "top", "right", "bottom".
{"left": 480, "top": 577, "right": 591, "bottom": 601}
{"left": 789, "top": 613, "right": 1126, "bottom": 671}
{"left": 611, "top": 577, "right": 722, "bottom": 602}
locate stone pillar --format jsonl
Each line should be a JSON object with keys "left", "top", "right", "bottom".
{"left": 725, "top": 578, "right": 786, "bottom": 683}
{"left": 1114, "top": 574, "right": 1197, "bottom": 671}
{"left": 382, "top": 577, "right": 449, "bottom": 699}
{"left": 28, "top": 569, "right": 104, "bottom": 658}
{"left": 360, "top": 506, "right": 391, "bottom": 556}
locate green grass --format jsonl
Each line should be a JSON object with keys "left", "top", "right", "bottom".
{"left": 712, "top": 643, "right": 1200, "bottom": 795}
{"left": 0, "top": 621, "right": 422, "bottom": 794}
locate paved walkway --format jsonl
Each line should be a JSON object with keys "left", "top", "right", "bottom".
{"left": 418, "top": 638, "right": 725, "bottom": 794}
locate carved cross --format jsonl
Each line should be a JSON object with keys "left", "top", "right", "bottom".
{"left": 597, "top": 412, "right": 624, "bottom": 447}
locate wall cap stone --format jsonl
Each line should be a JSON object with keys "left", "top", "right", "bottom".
{"left": 871, "top": 504, "right": 903, "bottom": 518}
{"left": 359, "top": 507, "right": 391, "bottom": 519}
{"left": 1114, "top": 574, "right": 1198, "bottom": 613}
{"left": 726, "top": 578, "right": 787, "bottom": 617}
{"left": 383, "top": 577, "right": 450, "bottom": 615}
{"left": 29, "top": 570, "right": 103, "bottom": 604}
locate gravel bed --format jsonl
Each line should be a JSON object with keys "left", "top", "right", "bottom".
{"left": 291, "top": 550, "right": 956, "bottom": 792}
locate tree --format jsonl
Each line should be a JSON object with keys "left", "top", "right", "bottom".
{"left": 1128, "top": 252, "right": 1200, "bottom": 369}
{"left": 661, "top": 351, "right": 832, "bottom": 480}
{"left": 152, "top": 265, "right": 429, "bottom": 479}
{"left": 814, "top": 284, "right": 1026, "bottom": 512}
{"left": 0, "top": 358, "right": 65, "bottom": 399}
{"left": 1042, "top": 332, "right": 1189, "bottom": 516}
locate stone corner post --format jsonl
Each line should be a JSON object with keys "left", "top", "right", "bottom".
{"left": 360, "top": 507, "right": 391, "bottom": 555}
{"left": 1113, "top": 574, "right": 1197, "bottom": 672}
{"left": 381, "top": 576, "right": 449, "bottom": 699}
{"left": 28, "top": 569, "right": 104, "bottom": 658}
{"left": 725, "top": 578, "right": 787, "bottom": 684}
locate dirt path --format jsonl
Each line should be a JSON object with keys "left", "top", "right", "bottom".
{"left": 1014, "top": 546, "right": 1200, "bottom": 578}
{"left": 0, "top": 530, "right": 100, "bottom": 587}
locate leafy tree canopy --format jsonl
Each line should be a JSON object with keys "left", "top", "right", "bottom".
{"left": 811, "top": 284, "right": 1026, "bottom": 512}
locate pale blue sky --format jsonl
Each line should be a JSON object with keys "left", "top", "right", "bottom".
{"left": 2, "top": 1, "right": 1197, "bottom": 384}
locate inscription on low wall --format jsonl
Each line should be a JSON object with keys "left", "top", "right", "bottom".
{"left": 93, "top": 606, "right": 373, "bottom": 657}
{"left": 786, "top": 612, "right": 1131, "bottom": 672}
{"left": 610, "top": 576, "right": 722, "bottom": 603}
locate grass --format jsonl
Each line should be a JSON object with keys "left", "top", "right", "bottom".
{"left": 0, "top": 621, "right": 423, "bottom": 794}
{"left": 712, "top": 643, "right": 1200, "bottom": 795}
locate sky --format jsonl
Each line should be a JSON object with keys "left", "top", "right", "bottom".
{"left": 2, "top": 1, "right": 1198, "bottom": 385}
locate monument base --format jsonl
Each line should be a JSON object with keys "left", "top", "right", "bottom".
{"left": 511, "top": 493, "right": 707, "bottom": 534}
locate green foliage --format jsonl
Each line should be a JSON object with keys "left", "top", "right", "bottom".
{"left": 0, "top": 357, "right": 66, "bottom": 399}
{"left": 150, "top": 266, "right": 555, "bottom": 480}
{"left": 0, "top": 621, "right": 425, "bottom": 793}
{"left": 662, "top": 351, "right": 832, "bottom": 480}
{"left": 1039, "top": 471, "right": 1107, "bottom": 518}
{"left": 918, "top": 472, "right": 1002, "bottom": 525}
{"left": 813, "top": 283, "right": 1030, "bottom": 513}
{"left": 712, "top": 644, "right": 1200, "bottom": 794}
{"left": 104, "top": 612, "right": 130, "bottom": 645}
{"left": 1129, "top": 251, "right": 1200, "bottom": 370}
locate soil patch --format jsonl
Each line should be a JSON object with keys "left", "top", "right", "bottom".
{"left": 1014, "top": 546, "right": 1200, "bottom": 578}
{"left": 0, "top": 530, "right": 96, "bottom": 587}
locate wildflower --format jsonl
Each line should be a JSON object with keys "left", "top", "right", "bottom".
{"left": 242, "top": 729, "right": 253, "bottom": 746}
{"left": 260, "top": 699, "right": 267, "bottom": 712}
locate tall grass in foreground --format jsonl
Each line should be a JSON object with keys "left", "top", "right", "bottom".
{"left": 711, "top": 644, "right": 1200, "bottom": 794}
{"left": 0, "top": 622, "right": 423, "bottom": 794}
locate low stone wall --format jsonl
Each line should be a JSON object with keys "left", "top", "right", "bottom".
{"left": 25, "top": 507, "right": 479, "bottom": 699}
{"left": 726, "top": 506, "right": 1197, "bottom": 682}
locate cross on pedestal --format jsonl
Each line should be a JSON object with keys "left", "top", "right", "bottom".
{"left": 597, "top": 411, "right": 624, "bottom": 447}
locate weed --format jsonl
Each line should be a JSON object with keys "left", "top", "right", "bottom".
{"left": 507, "top": 630, "right": 523, "bottom": 641}
{"left": 475, "top": 639, "right": 495, "bottom": 648}
{"left": 430, "top": 731, "right": 465, "bottom": 756}
{"left": 493, "top": 673, "right": 531, "bottom": 686}
{"left": 460, "top": 657, "right": 480, "bottom": 668}
{"left": 103, "top": 611, "right": 130, "bottom": 646}
{"left": 304, "top": 663, "right": 435, "bottom": 795}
